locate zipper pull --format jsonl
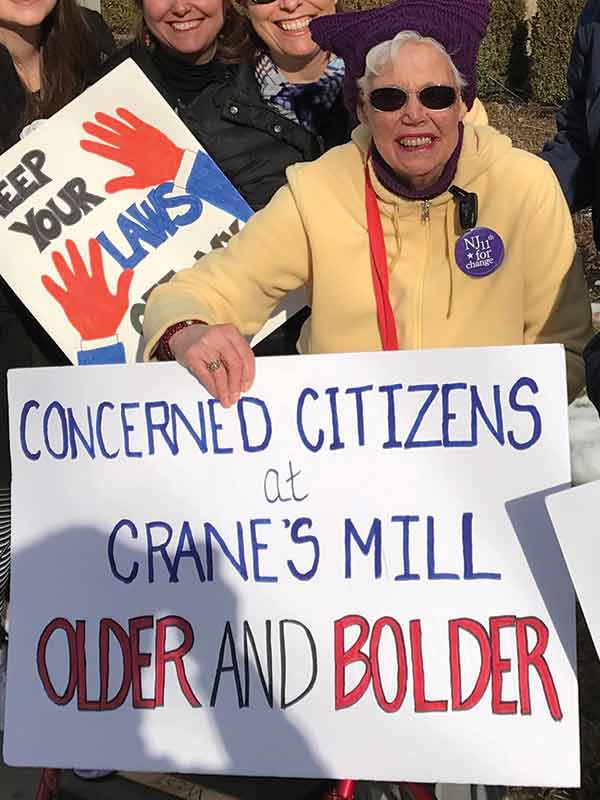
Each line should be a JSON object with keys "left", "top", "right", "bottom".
{"left": 421, "top": 200, "right": 431, "bottom": 224}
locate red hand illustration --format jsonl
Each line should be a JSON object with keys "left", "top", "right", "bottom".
{"left": 42, "top": 239, "right": 134, "bottom": 340}
{"left": 80, "top": 107, "right": 184, "bottom": 193}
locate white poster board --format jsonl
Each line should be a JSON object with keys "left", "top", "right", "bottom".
{"left": 4, "top": 345, "right": 579, "bottom": 786}
{"left": 0, "top": 59, "right": 303, "bottom": 364}
{"left": 546, "top": 482, "right": 600, "bottom": 660}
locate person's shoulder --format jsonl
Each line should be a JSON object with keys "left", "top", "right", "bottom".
{"left": 0, "top": 44, "right": 24, "bottom": 152}
{"left": 94, "top": 41, "right": 164, "bottom": 90}
{"left": 462, "top": 125, "right": 564, "bottom": 214}
{"left": 499, "top": 142, "right": 562, "bottom": 189}
{"left": 81, "top": 9, "right": 115, "bottom": 57}
{"left": 579, "top": 0, "right": 600, "bottom": 25}
{"left": 227, "top": 62, "right": 261, "bottom": 98}
{"left": 0, "top": 42, "right": 17, "bottom": 81}
{"left": 319, "top": 90, "right": 355, "bottom": 145}
{"left": 467, "top": 124, "right": 554, "bottom": 180}
{"left": 98, "top": 41, "right": 140, "bottom": 72}
{"left": 486, "top": 136, "right": 571, "bottom": 217}
{"left": 571, "top": 0, "right": 600, "bottom": 52}
{"left": 284, "top": 139, "right": 364, "bottom": 210}
{"left": 289, "top": 139, "right": 362, "bottom": 180}
{"left": 81, "top": 8, "right": 110, "bottom": 33}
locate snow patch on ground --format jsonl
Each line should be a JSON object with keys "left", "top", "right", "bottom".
{"left": 569, "top": 395, "right": 600, "bottom": 485}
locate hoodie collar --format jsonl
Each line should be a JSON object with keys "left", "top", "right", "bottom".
{"left": 352, "top": 123, "right": 513, "bottom": 213}
{"left": 372, "top": 123, "right": 464, "bottom": 201}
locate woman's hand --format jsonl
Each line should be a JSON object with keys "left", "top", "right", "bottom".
{"left": 169, "top": 323, "right": 255, "bottom": 408}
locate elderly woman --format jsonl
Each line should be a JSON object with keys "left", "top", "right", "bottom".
{"left": 101, "top": 0, "right": 488, "bottom": 361}
{"left": 142, "top": 0, "right": 592, "bottom": 411}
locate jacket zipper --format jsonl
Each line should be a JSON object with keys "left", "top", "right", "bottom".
{"left": 421, "top": 200, "right": 431, "bottom": 224}
{"left": 417, "top": 201, "right": 431, "bottom": 349}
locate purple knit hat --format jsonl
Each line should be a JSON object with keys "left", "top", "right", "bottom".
{"left": 309, "top": 0, "right": 490, "bottom": 112}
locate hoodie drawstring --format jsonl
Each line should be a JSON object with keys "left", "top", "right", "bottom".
{"left": 390, "top": 206, "right": 403, "bottom": 273}
{"left": 445, "top": 202, "right": 455, "bottom": 320}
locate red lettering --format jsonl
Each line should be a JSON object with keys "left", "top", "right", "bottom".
{"left": 36, "top": 618, "right": 77, "bottom": 705}
{"left": 490, "top": 616, "right": 517, "bottom": 714}
{"left": 155, "top": 616, "right": 201, "bottom": 707}
{"left": 410, "top": 620, "right": 447, "bottom": 712}
{"left": 129, "top": 615, "right": 156, "bottom": 709}
{"left": 76, "top": 620, "right": 100, "bottom": 710}
{"left": 449, "top": 618, "right": 491, "bottom": 711}
{"left": 369, "top": 617, "right": 407, "bottom": 712}
{"left": 37, "top": 614, "right": 201, "bottom": 710}
{"left": 99, "top": 618, "right": 132, "bottom": 710}
{"left": 334, "top": 615, "right": 371, "bottom": 709}
{"left": 515, "top": 617, "right": 563, "bottom": 721}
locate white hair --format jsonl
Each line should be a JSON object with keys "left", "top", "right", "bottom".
{"left": 356, "top": 30, "right": 467, "bottom": 97}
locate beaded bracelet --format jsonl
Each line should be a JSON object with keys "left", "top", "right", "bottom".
{"left": 154, "top": 319, "right": 204, "bottom": 361}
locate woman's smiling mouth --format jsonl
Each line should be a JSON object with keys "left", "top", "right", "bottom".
{"left": 275, "top": 16, "right": 312, "bottom": 33}
{"left": 397, "top": 135, "right": 437, "bottom": 151}
{"left": 169, "top": 19, "right": 203, "bottom": 31}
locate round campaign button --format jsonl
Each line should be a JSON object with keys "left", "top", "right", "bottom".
{"left": 455, "top": 227, "right": 505, "bottom": 278}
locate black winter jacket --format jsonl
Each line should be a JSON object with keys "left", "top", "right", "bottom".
{"left": 585, "top": 332, "right": 600, "bottom": 414}
{"left": 0, "top": 10, "right": 114, "bottom": 486}
{"left": 541, "top": 0, "right": 600, "bottom": 248}
{"left": 541, "top": 1, "right": 600, "bottom": 412}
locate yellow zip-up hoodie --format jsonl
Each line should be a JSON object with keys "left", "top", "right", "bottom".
{"left": 143, "top": 124, "right": 593, "bottom": 401}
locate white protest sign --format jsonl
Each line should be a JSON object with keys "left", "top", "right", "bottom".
{"left": 546, "top": 482, "right": 600, "bottom": 659}
{"left": 4, "top": 345, "right": 579, "bottom": 786}
{"left": 0, "top": 59, "right": 303, "bottom": 364}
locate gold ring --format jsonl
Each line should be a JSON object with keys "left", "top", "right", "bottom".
{"left": 206, "top": 359, "right": 222, "bottom": 373}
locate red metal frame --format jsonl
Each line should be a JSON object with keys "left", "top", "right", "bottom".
{"left": 35, "top": 768, "right": 59, "bottom": 800}
{"left": 324, "top": 780, "right": 356, "bottom": 799}
{"left": 37, "top": 771, "right": 436, "bottom": 799}
{"left": 324, "top": 780, "right": 435, "bottom": 800}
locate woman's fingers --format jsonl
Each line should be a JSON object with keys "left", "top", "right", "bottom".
{"left": 193, "top": 332, "right": 246, "bottom": 406}
{"left": 221, "top": 340, "right": 245, "bottom": 403}
{"left": 187, "top": 347, "right": 234, "bottom": 407}
{"left": 208, "top": 356, "right": 232, "bottom": 407}
{"left": 169, "top": 324, "right": 256, "bottom": 407}
{"left": 223, "top": 326, "right": 255, "bottom": 394}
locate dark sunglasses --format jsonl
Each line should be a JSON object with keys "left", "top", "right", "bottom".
{"left": 369, "top": 85, "right": 458, "bottom": 112}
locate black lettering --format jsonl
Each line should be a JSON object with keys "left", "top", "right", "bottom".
{"left": 21, "top": 149, "right": 51, "bottom": 188}
{"left": 9, "top": 207, "right": 49, "bottom": 252}
{"left": 62, "top": 177, "right": 104, "bottom": 215}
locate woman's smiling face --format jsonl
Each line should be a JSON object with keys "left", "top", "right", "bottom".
{"left": 143, "top": 0, "right": 224, "bottom": 62}
{"left": 359, "top": 40, "right": 465, "bottom": 191}
{"left": 246, "top": 0, "right": 336, "bottom": 73}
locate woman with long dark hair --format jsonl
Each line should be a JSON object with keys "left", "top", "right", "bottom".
{"left": 0, "top": 0, "right": 114, "bottom": 149}
{"left": 0, "top": 0, "right": 114, "bottom": 636}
